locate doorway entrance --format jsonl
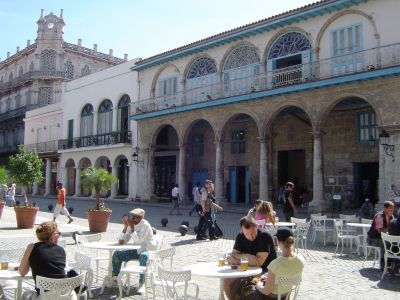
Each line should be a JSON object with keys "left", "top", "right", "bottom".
{"left": 154, "top": 156, "right": 176, "bottom": 198}
{"left": 229, "top": 166, "right": 250, "bottom": 204}
{"left": 278, "top": 149, "right": 306, "bottom": 194}
{"left": 354, "top": 162, "right": 379, "bottom": 207}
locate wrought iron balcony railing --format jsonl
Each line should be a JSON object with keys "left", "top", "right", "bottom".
{"left": 58, "top": 130, "right": 132, "bottom": 150}
{"left": 0, "top": 144, "right": 18, "bottom": 154}
{"left": 0, "top": 104, "right": 39, "bottom": 122}
{"left": 133, "top": 43, "right": 400, "bottom": 115}
{"left": 24, "top": 140, "right": 59, "bottom": 154}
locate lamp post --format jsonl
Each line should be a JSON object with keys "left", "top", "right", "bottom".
{"left": 379, "top": 130, "right": 395, "bottom": 162}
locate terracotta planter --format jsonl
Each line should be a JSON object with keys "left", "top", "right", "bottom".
{"left": 14, "top": 206, "right": 39, "bottom": 229}
{"left": 87, "top": 210, "right": 112, "bottom": 233}
{"left": 0, "top": 201, "right": 5, "bottom": 219}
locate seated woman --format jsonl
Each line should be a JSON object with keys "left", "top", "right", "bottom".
{"left": 19, "top": 221, "right": 75, "bottom": 300}
{"left": 241, "top": 227, "right": 304, "bottom": 300}
{"left": 255, "top": 201, "right": 276, "bottom": 225}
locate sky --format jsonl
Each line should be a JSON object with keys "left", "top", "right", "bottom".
{"left": 0, "top": 0, "right": 317, "bottom": 61}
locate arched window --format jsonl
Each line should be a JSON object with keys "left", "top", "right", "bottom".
{"left": 40, "top": 49, "right": 57, "bottom": 72}
{"left": 97, "top": 99, "right": 113, "bottom": 134}
{"left": 267, "top": 32, "right": 311, "bottom": 86}
{"left": 186, "top": 57, "right": 217, "bottom": 104}
{"left": 81, "top": 65, "right": 91, "bottom": 77}
{"left": 64, "top": 61, "right": 74, "bottom": 79}
{"left": 80, "top": 104, "right": 94, "bottom": 138}
{"left": 223, "top": 45, "right": 260, "bottom": 95}
{"left": 117, "top": 95, "right": 130, "bottom": 132}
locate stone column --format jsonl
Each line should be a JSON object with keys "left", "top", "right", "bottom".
{"left": 74, "top": 167, "right": 81, "bottom": 197}
{"left": 215, "top": 139, "right": 224, "bottom": 204}
{"left": 310, "top": 130, "right": 324, "bottom": 212}
{"left": 44, "top": 158, "right": 52, "bottom": 196}
{"left": 32, "top": 183, "right": 39, "bottom": 195}
{"left": 178, "top": 145, "right": 187, "bottom": 203}
{"left": 259, "top": 136, "right": 269, "bottom": 201}
{"left": 112, "top": 108, "right": 118, "bottom": 132}
{"left": 110, "top": 165, "right": 118, "bottom": 199}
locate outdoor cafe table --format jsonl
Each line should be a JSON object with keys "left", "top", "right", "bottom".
{"left": 266, "top": 222, "right": 296, "bottom": 228}
{"left": 184, "top": 261, "right": 262, "bottom": 300}
{"left": 0, "top": 267, "right": 32, "bottom": 300}
{"left": 81, "top": 241, "right": 140, "bottom": 292}
{"left": 347, "top": 223, "right": 371, "bottom": 229}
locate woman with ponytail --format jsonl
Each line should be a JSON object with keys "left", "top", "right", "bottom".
{"left": 238, "top": 227, "right": 304, "bottom": 300}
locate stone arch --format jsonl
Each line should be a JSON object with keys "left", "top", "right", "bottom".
{"left": 263, "top": 101, "right": 315, "bottom": 134}
{"left": 182, "top": 54, "right": 218, "bottom": 84}
{"left": 151, "top": 123, "right": 181, "bottom": 147}
{"left": 78, "top": 157, "right": 91, "bottom": 168}
{"left": 218, "top": 110, "right": 262, "bottom": 141}
{"left": 317, "top": 93, "right": 382, "bottom": 129}
{"left": 181, "top": 117, "right": 217, "bottom": 145}
{"left": 95, "top": 156, "right": 111, "bottom": 169}
{"left": 218, "top": 41, "right": 262, "bottom": 74}
{"left": 150, "top": 63, "right": 181, "bottom": 98}
{"left": 65, "top": 158, "right": 75, "bottom": 168}
{"left": 315, "top": 9, "right": 380, "bottom": 58}
{"left": 262, "top": 27, "right": 313, "bottom": 65}
{"left": 114, "top": 154, "right": 129, "bottom": 196}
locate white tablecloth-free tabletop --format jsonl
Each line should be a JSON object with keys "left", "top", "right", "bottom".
{"left": 0, "top": 267, "right": 32, "bottom": 300}
{"left": 184, "top": 261, "right": 262, "bottom": 300}
{"left": 81, "top": 241, "right": 140, "bottom": 294}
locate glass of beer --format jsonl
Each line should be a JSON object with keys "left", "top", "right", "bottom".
{"left": 218, "top": 252, "right": 225, "bottom": 266}
{"left": 240, "top": 257, "right": 249, "bottom": 271}
{"left": 0, "top": 255, "right": 9, "bottom": 270}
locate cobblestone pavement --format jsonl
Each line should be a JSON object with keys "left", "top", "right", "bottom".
{"left": 1, "top": 198, "right": 399, "bottom": 299}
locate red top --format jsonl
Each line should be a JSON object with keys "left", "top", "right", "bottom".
{"left": 57, "top": 188, "right": 66, "bottom": 205}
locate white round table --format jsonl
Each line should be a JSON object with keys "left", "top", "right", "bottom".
{"left": 0, "top": 267, "right": 32, "bottom": 300}
{"left": 81, "top": 241, "right": 140, "bottom": 293}
{"left": 184, "top": 261, "right": 262, "bottom": 300}
{"left": 347, "top": 222, "right": 371, "bottom": 228}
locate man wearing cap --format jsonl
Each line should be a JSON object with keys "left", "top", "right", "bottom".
{"left": 224, "top": 216, "right": 277, "bottom": 299}
{"left": 283, "top": 182, "right": 297, "bottom": 221}
{"left": 111, "top": 208, "right": 156, "bottom": 294}
{"left": 52, "top": 182, "right": 74, "bottom": 224}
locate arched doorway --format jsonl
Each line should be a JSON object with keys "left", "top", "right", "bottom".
{"left": 95, "top": 156, "right": 111, "bottom": 197}
{"left": 320, "top": 97, "right": 379, "bottom": 208}
{"left": 115, "top": 155, "right": 129, "bottom": 196}
{"left": 78, "top": 157, "right": 91, "bottom": 196}
{"left": 269, "top": 106, "right": 313, "bottom": 205}
{"left": 65, "top": 159, "right": 75, "bottom": 196}
{"left": 153, "top": 125, "right": 179, "bottom": 199}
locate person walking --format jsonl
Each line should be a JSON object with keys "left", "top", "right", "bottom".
{"left": 169, "top": 184, "right": 182, "bottom": 215}
{"left": 9, "top": 181, "right": 16, "bottom": 207}
{"left": 52, "top": 182, "right": 74, "bottom": 224}
{"left": 283, "top": 182, "right": 297, "bottom": 221}
{"left": 189, "top": 182, "right": 202, "bottom": 216}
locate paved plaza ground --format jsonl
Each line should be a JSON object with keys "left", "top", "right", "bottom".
{"left": 1, "top": 197, "right": 399, "bottom": 299}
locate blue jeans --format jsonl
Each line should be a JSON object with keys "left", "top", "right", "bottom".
{"left": 112, "top": 250, "right": 148, "bottom": 284}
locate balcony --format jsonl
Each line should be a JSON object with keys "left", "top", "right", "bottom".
{"left": 0, "top": 104, "right": 39, "bottom": 122}
{"left": 24, "top": 141, "right": 59, "bottom": 154}
{"left": 0, "top": 70, "right": 64, "bottom": 94}
{"left": 0, "top": 145, "right": 18, "bottom": 154}
{"left": 133, "top": 43, "right": 400, "bottom": 116}
{"left": 58, "top": 130, "right": 132, "bottom": 150}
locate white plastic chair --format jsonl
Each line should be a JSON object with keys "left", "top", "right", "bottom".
{"left": 293, "top": 221, "right": 310, "bottom": 253}
{"left": 75, "top": 233, "right": 108, "bottom": 282}
{"left": 69, "top": 252, "right": 94, "bottom": 298}
{"left": 381, "top": 233, "right": 400, "bottom": 279}
{"left": 275, "top": 273, "right": 302, "bottom": 300}
{"left": 339, "top": 214, "right": 358, "bottom": 235}
{"left": 117, "top": 247, "right": 175, "bottom": 300}
{"left": 158, "top": 265, "right": 199, "bottom": 300}
{"left": 334, "top": 220, "right": 359, "bottom": 255}
{"left": 36, "top": 271, "right": 87, "bottom": 300}
{"left": 311, "top": 215, "right": 333, "bottom": 246}
{"left": 361, "top": 227, "right": 381, "bottom": 268}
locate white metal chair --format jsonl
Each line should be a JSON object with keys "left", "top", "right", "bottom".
{"left": 334, "top": 220, "right": 359, "bottom": 255}
{"left": 158, "top": 265, "right": 199, "bottom": 300}
{"left": 311, "top": 215, "right": 333, "bottom": 246}
{"left": 291, "top": 217, "right": 307, "bottom": 224}
{"left": 75, "top": 233, "right": 108, "bottom": 282}
{"left": 36, "top": 271, "right": 87, "bottom": 300}
{"left": 339, "top": 214, "right": 358, "bottom": 235}
{"left": 361, "top": 227, "right": 381, "bottom": 268}
{"left": 380, "top": 233, "right": 400, "bottom": 279}
{"left": 69, "top": 251, "right": 94, "bottom": 298}
{"left": 293, "top": 221, "right": 310, "bottom": 253}
{"left": 117, "top": 246, "right": 175, "bottom": 300}
{"left": 275, "top": 273, "right": 302, "bottom": 300}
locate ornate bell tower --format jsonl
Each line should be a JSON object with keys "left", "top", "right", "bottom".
{"left": 36, "top": 9, "right": 65, "bottom": 41}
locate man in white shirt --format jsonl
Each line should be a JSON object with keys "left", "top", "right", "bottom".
{"left": 169, "top": 184, "right": 182, "bottom": 215}
{"left": 189, "top": 182, "right": 202, "bottom": 216}
{"left": 112, "top": 208, "right": 156, "bottom": 293}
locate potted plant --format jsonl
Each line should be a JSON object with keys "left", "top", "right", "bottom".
{"left": 9, "top": 146, "right": 43, "bottom": 229}
{"left": 0, "top": 166, "right": 8, "bottom": 219}
{"left": 80, "top": 167, "right": 117, "bottom": 232}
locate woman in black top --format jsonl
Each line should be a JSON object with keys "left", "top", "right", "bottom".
{"left": 19, "top": 221, "right": 66, "bottom": 293}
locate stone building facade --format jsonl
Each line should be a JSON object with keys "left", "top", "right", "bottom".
{"left": 131, "top": 0, "right": 400, "bottom": 212}
{"left": 0, "top": 9, "right": 125, "bottom": 173}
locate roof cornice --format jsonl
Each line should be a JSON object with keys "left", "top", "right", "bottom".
{"left": 131, "top": 0, "right": 368, "bottom": 71}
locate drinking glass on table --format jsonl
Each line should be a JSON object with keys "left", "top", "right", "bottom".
{"left": 0, "top": 255, "right": 9, "bottom": 270}
{"left": 240, "top": 257, "right": 249, "bottom": 271}
{"left": 218, "top": 252, "right": 225, "bottom": 266}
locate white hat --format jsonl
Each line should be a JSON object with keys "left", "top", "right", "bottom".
{"left": 130, "top": 208, "right": 145, "bottom": 217}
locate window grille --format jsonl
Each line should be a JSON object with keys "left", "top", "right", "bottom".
{"left": 64, "top": 61, "right": 74, "bottom": 79}
{"left": 38, "top": 87, "right": 53, "bottom": 106}
{"left": 81, "top": 65, "right": 91, "bottom": 77}
{"left": 40, "top": 49, "right": 57, "bottom": 71}
{"left": 231, "top": 129, "right": 246, "bottom": 154}
{"left": 358, "top": 111, "right": 378, "bottom": 143}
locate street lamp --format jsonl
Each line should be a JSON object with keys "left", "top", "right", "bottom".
{"left": 379, "top": 129, "right": 395, "bottom": 162}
